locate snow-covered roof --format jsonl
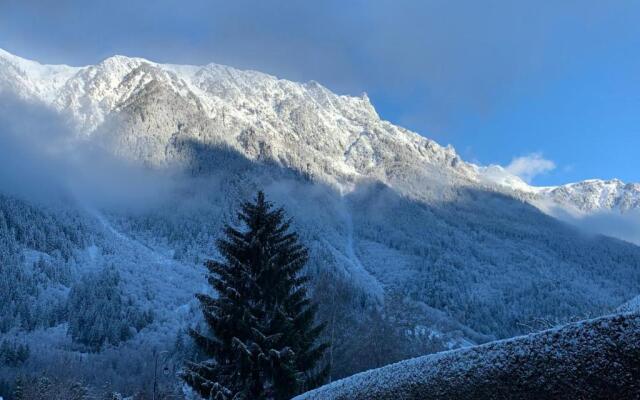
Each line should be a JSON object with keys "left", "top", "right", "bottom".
{"left": 295, "top": 312, "right": 640, "bottom": 399}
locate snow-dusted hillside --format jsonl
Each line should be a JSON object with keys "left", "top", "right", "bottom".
{"left": 0, "top": 48, "right": 472, "bottom": 192}
{"left": 2, "top": 47, "right": 640, "bottom": 336}
{"left": 0, "top": 48, "right": 80, "bottom": 103}
{"left": 2, "top": 49, "right": 640, "bottom": 394}
{"left": 295, "top": 312, "right": 640, "bottom": 400}
{"left": 538, "top": 178, "right": 640, "bottom": 213}
{"left": 2, "top": 48, "right": 639, "bottom": 216}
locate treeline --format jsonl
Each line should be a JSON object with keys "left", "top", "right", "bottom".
{"left": 0, "top": 195, "right": 89, "bottom": 332}
{"left": 0, "top": 374, "right": 174, "bottom": 400}
{"left": 348, "top": 185, "right": 640, "bottom": 338}
{"left": 0, "top": 195, "right": 89, "bottom": 260}
{"left": 0, "top": 227, "right": 71, "bottom": 333}
{"left": 0, "top": 196, "right": 152, "bottom": 348}
{"left": 67, "top": 266, "right": 154, "bottom": 351}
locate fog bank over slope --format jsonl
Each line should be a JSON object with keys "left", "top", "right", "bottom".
{"left": 0, "top": 93, "right": 178, "bottom": 210}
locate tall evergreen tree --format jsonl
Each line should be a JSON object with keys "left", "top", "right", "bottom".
{"left": 183, "top": 192, "right": 328, "bottom": 400}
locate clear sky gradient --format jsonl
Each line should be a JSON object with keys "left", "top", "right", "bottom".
{"left": 1, "top": 0, "right": 638, "bottom": 185}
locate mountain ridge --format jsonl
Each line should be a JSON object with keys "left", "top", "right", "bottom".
{"left": 1, "top": 47, "right": 637, "bottom": 220}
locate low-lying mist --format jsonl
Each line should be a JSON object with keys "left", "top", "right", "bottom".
{"left": 540, "top": 199, "right": 640, "bottom": 245}
{"left": 0, "top": 94, "right": 179, "bottom": 210}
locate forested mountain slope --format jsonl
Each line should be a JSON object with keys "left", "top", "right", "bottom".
{"left": 1, "top": 49, "right": 640, "bottom": 394}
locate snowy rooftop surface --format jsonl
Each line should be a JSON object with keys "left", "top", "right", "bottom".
{"left": 295, "top": 312, "right": 640, "bottom": 399}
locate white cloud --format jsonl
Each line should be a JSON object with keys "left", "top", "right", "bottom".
{"left": 505, "top": 153, "right": 556, "bottom": 183}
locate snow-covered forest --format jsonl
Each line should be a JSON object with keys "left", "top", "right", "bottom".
{"left": 2, "top": 154, "right": 640, "bottom": 397}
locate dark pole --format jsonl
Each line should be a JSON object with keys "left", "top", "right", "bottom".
{"left": 153, "top": 354, "right": 158, "bottom": 400}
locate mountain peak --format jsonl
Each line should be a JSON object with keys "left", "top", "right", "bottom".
{"left": 97, "top": 54, "right": 152, "bottom": 69}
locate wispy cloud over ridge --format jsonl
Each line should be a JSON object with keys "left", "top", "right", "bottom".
{"left": 506, "top": 153, "right": 556, "bottom": 183}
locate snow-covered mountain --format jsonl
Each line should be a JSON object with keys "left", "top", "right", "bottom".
{"left": 2, "top": 48, "right": 640, "bottom": 395}
{"left": 538, "top": 178, "right": 640, "bottom": 213}
{"left": 0, "top": 48, "right": 474, "bottom": 194}
{"left": 1, "top": 48, "right": 638, "bottom": 219}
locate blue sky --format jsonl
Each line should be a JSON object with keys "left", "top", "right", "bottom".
{"left": 1, "top": 0, "right": 638, "bottom": 185}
